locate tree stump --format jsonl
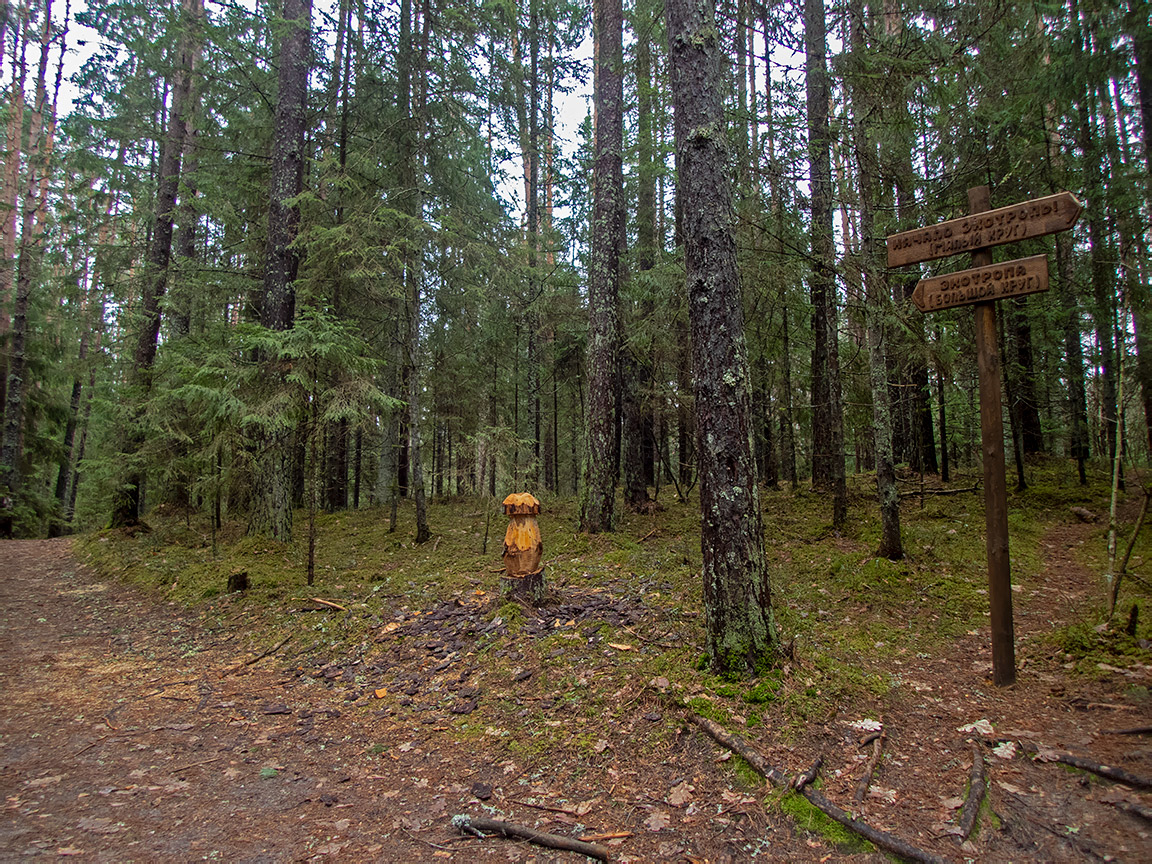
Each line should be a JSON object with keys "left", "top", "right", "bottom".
{"left": 227, "top": 569, "right": 249, "bottom": 593}
{"left": 501, "top": 493, "right": 544, "bottom": 605}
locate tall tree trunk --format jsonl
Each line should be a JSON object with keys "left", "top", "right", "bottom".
{"left": 804, "top": 0, "right": 846, "bottom": 527}
{"left": 623, "top": 0, "right": 658, "bottom": 513}
{"left": 0, "top": 15, "right": 28, "bottom": 431}
{"left": 397, "top": 0, "right": 431, "bottom": 544}
{"left": 110, "top": 0, "right": 200, "bottom": 527}
{"left": 1, "top": 3, "right": 58, "bottom": 535}
{"left": 580, "top": 0, "right": 623, "bottom": 532}
{"left": 248, "top": 0, "right": 311, "bottom": 541}
{"left": 1128, "top": 8, "right": 1152, "bottom": 451}
{"left": 850, "top": 0, "right": 901, "bottom": 559}
{"left": 666, "top": 0, "right": 779, "bottom": 677}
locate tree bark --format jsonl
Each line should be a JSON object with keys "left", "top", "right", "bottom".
{"left": 666, "top": 0, "right": 779, "bottom": 676}
{"left": 110, "top": 0, "right": 202, "bottom": 527}
{"left": 248, "top": 0, "right": 312, "bottom": 541}
{"left": 804, "top": 0, "right": 846, "bottom": 527}
{"left": 580, "top": 0, "right": 623, "bottom": 532}
{"left": 849, "top": 0, "right": 902, "bottom": 559}
{"left": 1, "top": 3, "right": 57, "bottom": 535}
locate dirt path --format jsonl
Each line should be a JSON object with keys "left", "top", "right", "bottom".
{"left": 0, "top": 540, "right": 811, "bottom": 863}
{"left": 2, "top": 530, "right": 1150, "bottom": 863}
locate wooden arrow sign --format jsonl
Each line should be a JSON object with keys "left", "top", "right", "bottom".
{"left": 910, "top": 255, "right": 1050, "bottom": 313}
{"left": 887, "top": 191, "right": 1082, "bottom": 267}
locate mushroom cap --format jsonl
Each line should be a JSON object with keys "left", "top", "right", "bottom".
{"left": 502, "top": 492, "right": 541, "bottom": 515}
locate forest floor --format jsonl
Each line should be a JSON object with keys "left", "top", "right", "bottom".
{"left": 2, "top": 462, "right": 1151, "bottom": 863}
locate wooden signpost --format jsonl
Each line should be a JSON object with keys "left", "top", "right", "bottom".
{"left": 887, "top": 186, "right": 1082, "bottom": 688}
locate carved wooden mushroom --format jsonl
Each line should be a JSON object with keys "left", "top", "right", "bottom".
{"left": 502, "top": 492, "right": 544, "bottom": 604}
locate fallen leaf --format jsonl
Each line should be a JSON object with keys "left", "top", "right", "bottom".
{"left": 374, "top": 688, "right": 387, "bottom": 699}
{"left": 939, "top": 796, "right": 965, "bottom": 811}
{"left": 56, "top": 847, "right": 85, "bottom": 856}
{"left": 608, "top": 643, "right": 634, "bottom": 651}
{"left": 848, "top": 719, "right": 882, "bottom": 733}
{"left": 398, "top": 741, "right": 415, "bottom": 753}
{"left": 644, "top": 810, "right": 670, "bottom": 831}
{"left": 992, "top": 741, "right": 1017, "bottom": 760}
{"left": 594, "top": 739, "right": 610, "bottom": 754}
{"left": 957, "top": 719, "right": 994, "bottom": 736}
{"left": 649, "top": 677, "right": 670, "bottom": 692}
{"left": 997, "top": 780, "right": 1026, "bottom": 795}
{"left": 667, "top": 781, "right": 694, "bottom": 807}
{"left": 867, "top": 786, "right": 897, "bottom": 804}
{"left": 1032, "top": 744, "right": 1061, "bottom": 762}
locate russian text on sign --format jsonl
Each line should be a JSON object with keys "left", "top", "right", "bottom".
{"left": 886, "top": 192, "right": 1082, "bottom": 267}
{"left": 910, "top": 255, "right": 1050, "bottom": 313}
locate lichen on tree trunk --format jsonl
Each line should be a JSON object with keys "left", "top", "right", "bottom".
{"left": 665, "top": 0, "right": 779, "bottom": 677}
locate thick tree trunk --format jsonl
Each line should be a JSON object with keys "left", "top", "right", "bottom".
{"left": 580, "top": 0, "right": 623, "bottom": 532}
{"left": 248, "top": 0, "right": 311, "bottom": 541}
{"left": 804, "top": 0, "right": 846, "bottom": 526}
{"left": 666, "top": 0, "right": 779, "bottom": 677}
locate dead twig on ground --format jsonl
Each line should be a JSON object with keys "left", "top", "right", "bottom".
{"left": 220, "top": 632, "right": 293, "bottom": 677}
{"left": 1020, "top": 741, "right": 1152, "bottom": 790}
{"left": 690, "top": 714, "right": 951, "bottom": 864}
{"left": 451, "top": 815, "right": 609, "bottom": 861}
{"left": 957, "top": 743, "right": 985, "bottom": 841}
{"left": 169, "top": 755, "right": 224, "bottom": 773}
{"left": 854, "top": 733, "right": 885, "bottom": 804}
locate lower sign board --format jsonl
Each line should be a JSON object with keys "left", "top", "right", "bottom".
{"left": 910, "top": 254, "right": 1049, "bottom": 313}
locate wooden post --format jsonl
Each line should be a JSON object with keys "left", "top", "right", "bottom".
{"left": 968, "top": 185, "right": 1016, "bottom": 687}
{"left": 501, "top": 492, "right": 545, "bottom": 605}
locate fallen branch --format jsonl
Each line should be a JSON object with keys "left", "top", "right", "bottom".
{"left": 690, "top": 714, "right": 951, "bottom": 864}
{"left": 308, "top": 597, "right": 347, "bottom": 612}
{"left": 1020, "top": 741, "right": 1152, "bottom": 790}
{"left": 1107, "top": 798, "right": 1152, "bottom": 823}
{"left": 451, "top": 815, "right": 609, "bottom": 861}
{"left": 637, "top": 528, "right": 658, "bottom": 542}
{"left": 220, "top": 632, "right": 293, "bottom": 677}
{"left": 1104, "top": 726, "right": 1152, "bottom": 736}
{"left": 854, "top": 733, "right": 884, "bottom": 804}
{"left": 956, "top": 743, "right": 985, "bottom": 841}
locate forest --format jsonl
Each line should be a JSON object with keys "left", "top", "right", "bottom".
{"left": 1, "top": 0, "right": 1150, "bottom": 586}
{"left": 2, "top": 0, "right": 1152, "bottom": 857}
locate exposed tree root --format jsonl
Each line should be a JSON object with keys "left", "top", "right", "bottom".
{"left": 451, "top": 815, "right": 609, "bottom": 861}
{"left": 854, "top": 732, "right": 884, "bottom": 803}
{"left": 957, "top": 743, "right": 985, "bottom": 841}
{"left": 1020, "top": 740, "right": 1152, "bottom": 790}
{"left": 690, "top": 714, "right": 951, "bottom": 864}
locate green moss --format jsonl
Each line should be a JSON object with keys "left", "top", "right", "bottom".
{"left": 779, "top": 792, "right": 873, "bottom": 853}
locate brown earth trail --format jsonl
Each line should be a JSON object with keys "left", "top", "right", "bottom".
{"left": 2, "top": 528, "right": 1151, "bottom": 863}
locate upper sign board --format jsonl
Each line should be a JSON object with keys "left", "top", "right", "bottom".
{"left": 886, "top": 192, "right": 1082, "bottom": 267}
{"left": 910, "top": 255, "right": 1049, "bottom": 313}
